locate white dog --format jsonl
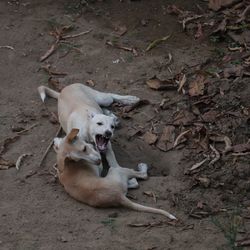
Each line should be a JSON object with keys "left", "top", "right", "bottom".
{"left": 38, "top": 83, "right": 140, "bottom": 187}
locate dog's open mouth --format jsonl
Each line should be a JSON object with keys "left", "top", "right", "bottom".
{"left": 95, "top": 134, "right": 109, "bottom": 152}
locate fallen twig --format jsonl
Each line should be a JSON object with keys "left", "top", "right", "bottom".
{"left": 189, "top": 158, "right": 208, "bottom": 171}
{"left": 16, "top": 123, "right": 38, "bottom": 135}
{"left": 173, "top": 129, "right": 190, "bottom": 148}
{"left": 209, "top": 144, "right": 220, "bottom": 165}
{"left": 40, "top": 42, "right": 58, "bottom": 62}
{"left": 146, "top": 35, "right": 171, "bottom": 52}
{"left": 16, "top": 153, "right": 32, "bottom": 170}
{"left": 232, "top": 152, "right": 250, "bottom": 156}
{"left": 39, "top": 126, "right": 61, "bottom": 167}
{"left": 62, "top": 29, "right": 92, "bottom": 39}
{"left": 209, "top": 135, "right": 232, "bottom": 153}
{"left": 177, "top": 74, "right": 187, "bottom": 93}
{"left": 128, "top": 220, "right": 176, "bottom": 228}
{"left": 106, "top": 40, "right": 138, "bottom": 56}
{"left": 182, "top": 15, "right": 203, "bottom": 30}
{"left": 0, "top": 45, "right": 14, "bottom": 50}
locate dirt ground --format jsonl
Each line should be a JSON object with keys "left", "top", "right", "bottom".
{"left": 1, "top": 0, "right": 250, "bottom": 249}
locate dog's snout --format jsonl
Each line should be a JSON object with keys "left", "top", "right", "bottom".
{"left": 105, "top": 130, "right": 112, "bottom": 138}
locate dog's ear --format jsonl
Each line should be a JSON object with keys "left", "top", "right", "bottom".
{"left": 53, "top": 137, "right": 63, "bottom": 152}
{"left": 67, "top": 128, "right": 79, "bottom": 143}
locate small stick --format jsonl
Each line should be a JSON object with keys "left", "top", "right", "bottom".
{"left": 224, "top": 136, "right": 232, "bottom": 153}
{"left": 40, "top": 43, "right": 58, "bottom": 62}
{"left": 39, "top": 126, "right": 61, "bottom": 167}
{"left": 182, "top": 15, "right": 203, "bottom": 30}
{"left": 16, "top": 153, "right": 32, "bottom": 170}
{"left": 0, "top": 45, "right": 14, "bottom": 50}
{"left": 173, "top": 129, "right": 190, "bottom": 148}
{"left": 189, "top": 158, "right": 208, "bottom": 171}
{"left": 237, "top": 5, "right": 250, "bottom": 23}
{"left": 177, "top": 74, "right": 186, "bottom": 92}
{"left": 16, "top": 123, "right": 38, "bottom": 135}
{"left": 232, "top": 152, "right": 250, "bottom": 156}
{"left": 62, "top": 29, "right": 92, "bottom": 39}
{"left": 209, "top": 144, "right": 220, "bottom": 165}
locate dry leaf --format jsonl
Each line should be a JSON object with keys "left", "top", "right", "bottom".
{"left": 143, "top": 190, "right": 158, "bottom": 202}
{"left": 123, "top": 99, "right": 150, "bottom": 113}
{"left": 48, "top": 77, "right": 65, "bottom": 91}
{"left": 173, "top": 110, "right": 196, "bottom": 125}
{"left": 166, "top": 4, "right": 183, "bottom": 15}
{"left": 156, "top": 126, "right": 175, "bottom": 152}
{"left": 0, "top": 135, "right": 20, "bottom": 155}
{"left": 0, "top": 157, "right": 15, "bottom": 170}
{"left": 146, "top": 77, "right": 177, "bottom": 91}
{"left": 232, "top": 143, "right": 250, "bottom": 153}
{"left": 201, "top": 110, "right": 219, "bottom": 123}
{"left": 197, "top": 201, "right": 204, "bottom": 209}
{"left": 189, "top": 75, "right": 205, "bottom": 96}
{"left": 114, "top": 25, "right": 127, "bottom": 36}
{"left": 197, "top": 177, "right": 210, "bottom": 188}
{"left": 235, "top": 238, "right": 250, "bottom": 247}
{"left": 213, "top": 18, "right": 228, "bottom": 33}
{"left": 195, "top": 23, "right": 203, "bottom": 39}
{"left": 143, "top": 132, "right": 158, "bottom": 145}
{"left": 86, "top": 79, "right": 95, "bottom": 87}
{"left": 223, "top": 65, "right": 243, "bottom": 78}
{"left": 208, "top": 0, "right": 239, "bottom": 11}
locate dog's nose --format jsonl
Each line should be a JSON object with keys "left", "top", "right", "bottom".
{"left": 105, "top": 130, "right": 112, "bottom": 138}
{"left": 96, "top": 159, "right": 101, "bottom": 165}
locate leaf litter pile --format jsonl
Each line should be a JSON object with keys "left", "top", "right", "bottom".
{"left": 111, "top": 0, "right": 250, "bottom": 219}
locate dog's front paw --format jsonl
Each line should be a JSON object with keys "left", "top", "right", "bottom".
{"left": 137, "top": 163, "right": 148, "bottom": 174}
{"left": 128, "top": 178, "right": 139, "bottom": 189}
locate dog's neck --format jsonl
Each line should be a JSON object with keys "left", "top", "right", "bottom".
{"left": 56, "top": 148, "right": 68, "bottom": 172}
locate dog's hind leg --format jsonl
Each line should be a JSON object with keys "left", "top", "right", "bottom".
{"left": 78, "top": 83, "right": 140, "bottom": 106}
{"left": 91, "top": 91, "right": 139, "bottom": 106}
{"left": 109, "top": 93, "right": 140, "bottom": 105}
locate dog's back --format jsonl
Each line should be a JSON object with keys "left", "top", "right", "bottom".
{"left": 58, "top": 158, "right": 123, "bottom": 207}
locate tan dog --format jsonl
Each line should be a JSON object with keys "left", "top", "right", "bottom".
{"left": 53, "top": 128, "right": 177, "bottom": 220}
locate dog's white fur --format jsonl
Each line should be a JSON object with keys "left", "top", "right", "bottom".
{"left": 38, "top": 83, "right": 140, "bottom": 187}
{"left": 53, "top": 128, "right": 177, "bottom": 220}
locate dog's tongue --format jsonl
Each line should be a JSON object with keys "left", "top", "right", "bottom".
{"left": 96, "top": 136, "right": 108, "bottom": 152}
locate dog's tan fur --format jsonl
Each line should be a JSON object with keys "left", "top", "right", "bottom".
{"left": 54, "top": 129, "right": 177, "bottom": 220}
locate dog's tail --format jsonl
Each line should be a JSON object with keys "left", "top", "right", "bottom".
{"left": 37, "top": 85, "right": 59, "bottom": 102}
{"left": 120, "top": 196, "right": 177, "bottom": 220}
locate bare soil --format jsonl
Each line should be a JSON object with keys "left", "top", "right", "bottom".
{"left": 1, "top": 1, "right": 250, "bottom": 250}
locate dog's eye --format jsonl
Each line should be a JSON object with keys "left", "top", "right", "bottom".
{"left": 111, "top": 125, "right": 115, "bottom": 129}
{"left": 97, "top": 122, "right": 103, "bottom": 126}
{"left": 82, "top": 146, "right": 86, "bottom": 152}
